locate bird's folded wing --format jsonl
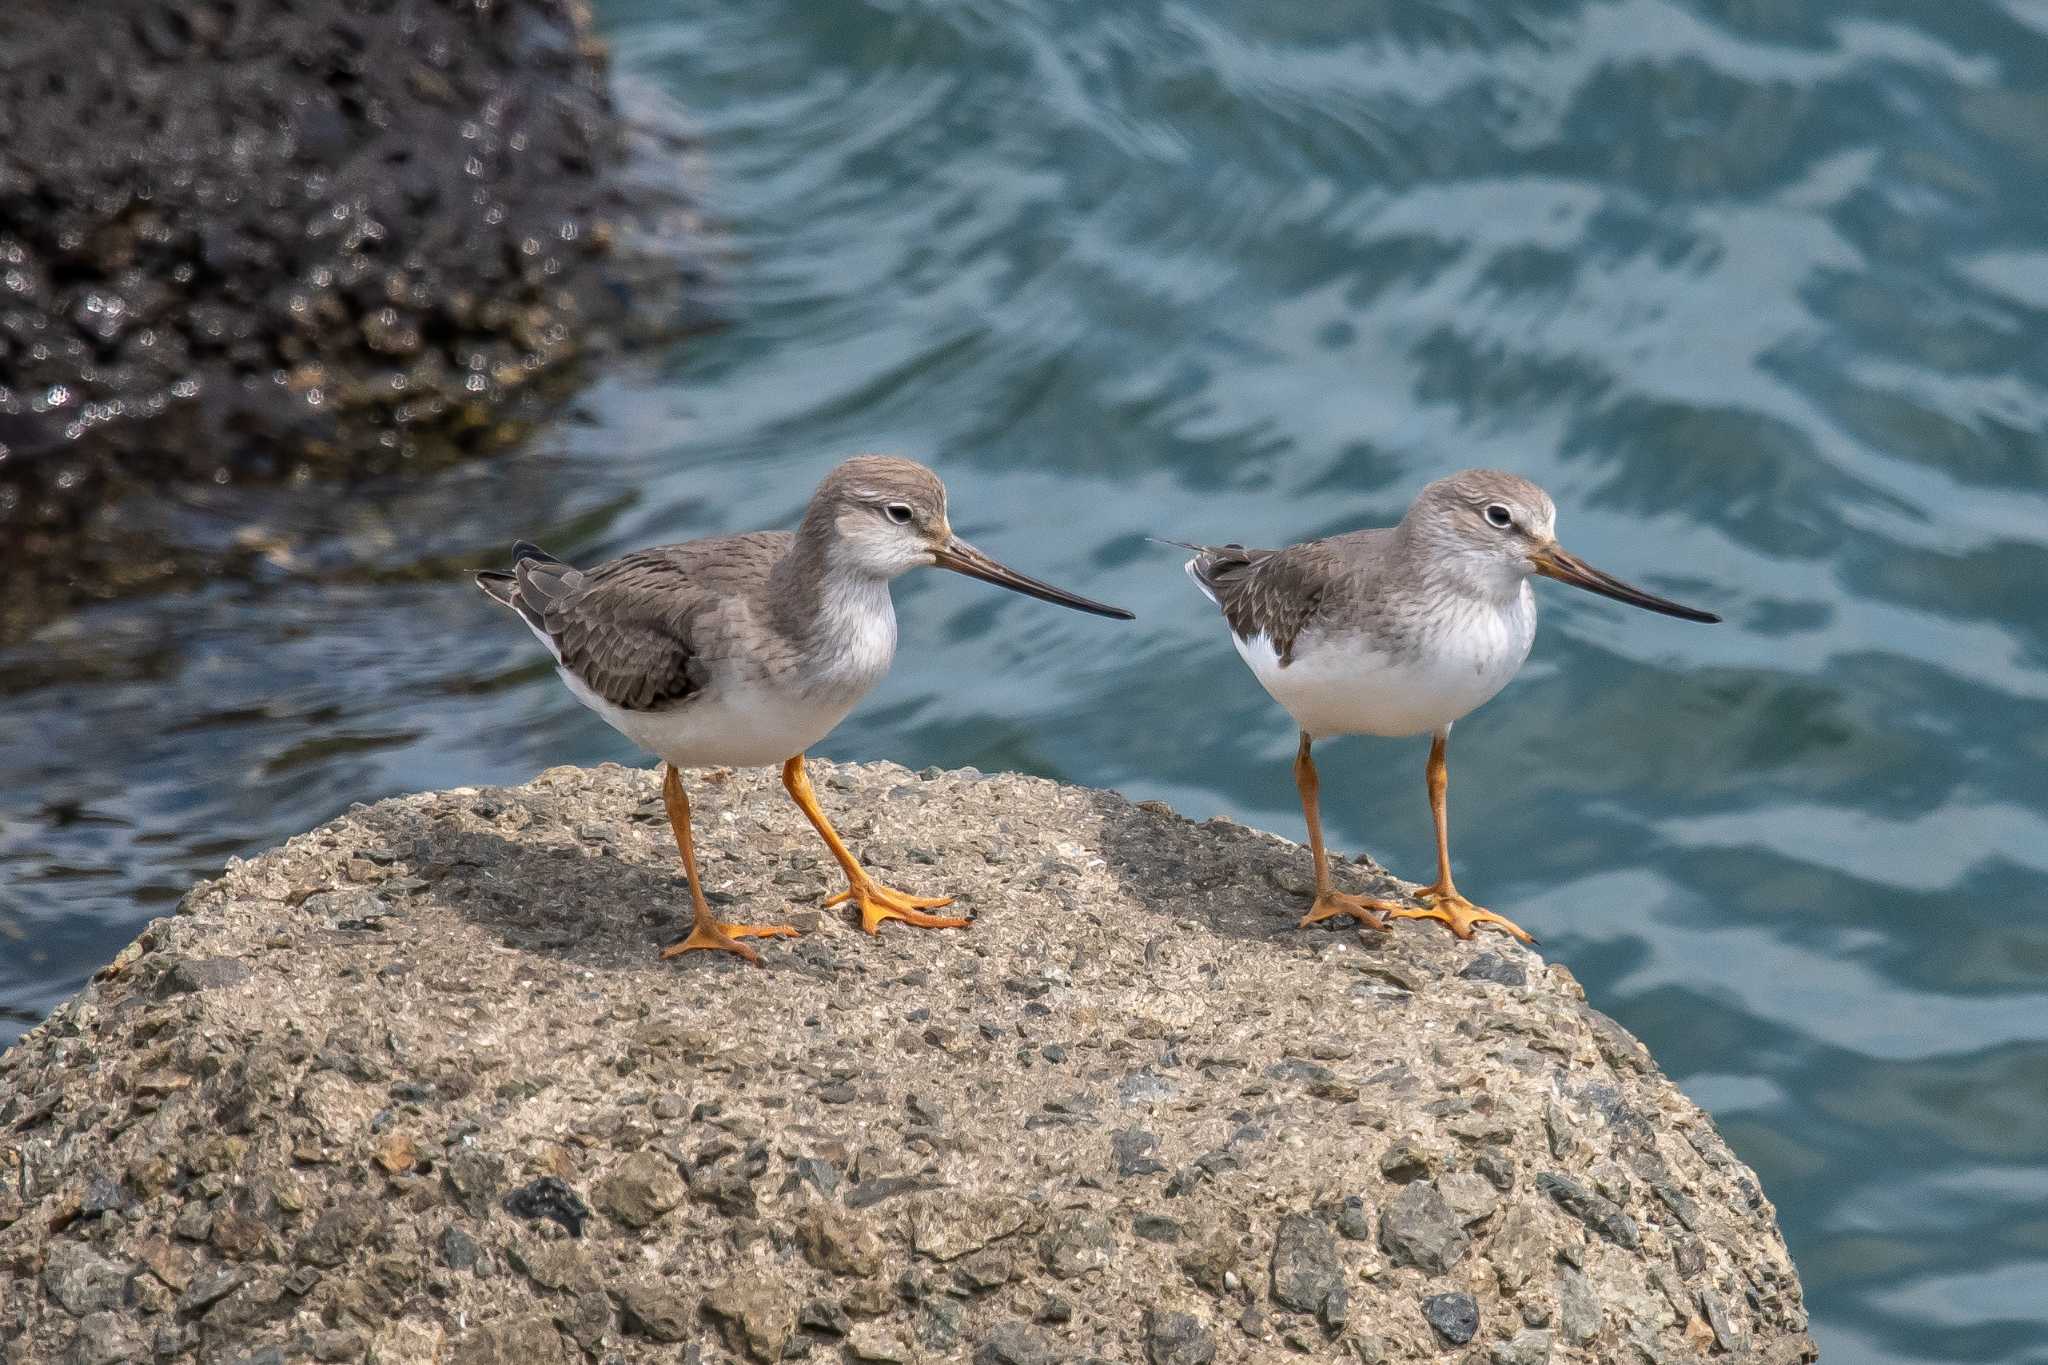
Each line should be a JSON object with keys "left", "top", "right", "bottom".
{"left": 1207, "top": 542, "right": 1343, "bottom": 667}
{"left": 537, "top": 552, "right": 711, "bottom": 712}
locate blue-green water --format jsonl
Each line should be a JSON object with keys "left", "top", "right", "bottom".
{"left": 5, "top": 0, "right": 2048, "bottom": 1357}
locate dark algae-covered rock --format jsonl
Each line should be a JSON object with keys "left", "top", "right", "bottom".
{"left": 0, "top": 760, "right": 1818, "bottom": 1363}
{"left": 0, "top": 0, "right": 703, "bottom": 636}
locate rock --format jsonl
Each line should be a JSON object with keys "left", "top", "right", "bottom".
{"left": 1486, "top": 1201, "right": 1549, "bottom": 1294}
{"left": 1437, "top": 1171, "right": 1501, "bottom": 1226}
{"left": 1559, "top": 1265, "right": 1603, "bottom": 1345}
{"left": 953, "top": 1249, "right": 1015, "bottom": 1293}
{"left": 1038, "top": 1212, "right": 1116, "bottom": 1279}
{"left": 1379, "top": 1141, "right": 1435, "bottom": 1183}
{"left": 448, "top": 1315, "right": 574, "bottom": 1365}
{"left": 1492, "top": 1328, "right": 1554, "bottom": 1364}
{"left": 1113, "top": 1128, "right": 1168, "bottom": 1178}
{"left": 64, "top": 1311, "right": 148, "bottom": 1365}
{"left": 441, "top": 1226, "right": 480, "bottom": 1272}
{"left": 703, "top": 1276, "right": 794, "bottom": 1363}
{"left": 1143, "top": 1308, "right": 1217, "bottom": 1365}
{"left": 596, "top": 1152, "right": 687, "bottom": 1228}
{"left": 919, "top": 1299, "right": 967, "bottom": 1351}
{"left": 42, "top": 1242, "right": 128, "bottom": 1316}
{"left": 615, "top": 1276, "right": 691, "bottom": 1343}
{"left": 293, "top": 1199, "right": 384, "bottom": 1267}
{"left": 1422, "top": 1292, "right": 1479, "bottom": 1345}
{"left": 1178, "top": 1222, "right": 1240, "bottom": 1295}
{"left": 801, "top": 1207, "right": 884, "bottom": 1278}
{"left": 176, "top": 1266, "right": 246, "bottom": 1315}
{"left": 1458, "top": 953, "right": 1527, "bottom": 987}
{"left": 1269, "top": 1213, "right": 1346, "bottom": 1326}
{"left": 502, "top": 1177, "right": 590, "bottom": 1237}
{"left": 847, "top": 1321, "right": 915, "bottom": 1362}
{"left": 509, "top": 1242, "right": 600, "bottom": 1297}
{"left": 1133, "top": 1214, "right": 1182, "bottom": 1243}
{"left": 1378, "top": 1182, "right": 1470, "bottom": 1275}
{"left": 152, "top": 957, "right": 252, "bottom": 997}
{"left": 0, "top": 760, "right": 1818, "bottom": 1365}
{"left": 1536, "top": 1172, "right": 1640, "bottom": 1249}
{"left": 974, "top": 1321, "right": 1057, "bottom": 1365}
{"left": 0, "top": 0, "right": 700, "bottom": 639}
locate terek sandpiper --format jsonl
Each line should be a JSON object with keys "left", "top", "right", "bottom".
{"left": 1170, "top": 469, "right": 1718, "bottom": 943}
{"left": 478, "top": 455, "right": 1133, "bottom": 963}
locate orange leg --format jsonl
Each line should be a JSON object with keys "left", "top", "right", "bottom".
{"left": 656, "top": 764, "right": 799, "bottom": 964}
{"left": 1388, "top": 730, "right": 1535, "bottom": 944}
{"left": 781, "top": 755, "right": 971, "bottom": 935}
{"left": 1293, "top": 732, "right": 1403, "bottom": 931}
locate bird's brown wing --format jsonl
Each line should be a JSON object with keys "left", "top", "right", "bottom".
{"left": 1185, "top": 539, "right": 1351, "bottom": 667}
{"left": 486, "top": 534, "right": 790, "bottom": 711}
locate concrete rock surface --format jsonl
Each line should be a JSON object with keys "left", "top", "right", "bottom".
{"left": 0, "top": 760, "right": 1816, "bottom": 1363}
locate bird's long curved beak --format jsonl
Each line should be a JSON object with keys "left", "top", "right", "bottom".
{"left": 1529, "top": 542, "right": 1721, "bottom": 623}
{"left": 932, "top": 537, "right": 1135, "bottom": 620}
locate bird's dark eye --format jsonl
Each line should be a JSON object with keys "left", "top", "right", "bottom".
{"left": 1484, "top": 503, "right": 1514, "bottom": 529}
{"left": 884, "top": 503, "right": 914, "bottom": 525}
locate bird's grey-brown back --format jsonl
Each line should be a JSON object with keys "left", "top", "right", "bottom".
{"left": 501, "top": 532, "right": 813, "bottom": 712}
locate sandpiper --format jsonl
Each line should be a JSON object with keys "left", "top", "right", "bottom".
{"left": 478, "top": 455, "right": 1133, "bottom": 963}
{"left": 1170, "top": 469, "right": 1718, "bottom": 943}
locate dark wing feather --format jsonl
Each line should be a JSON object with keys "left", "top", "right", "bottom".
{"left": 538, "top": 548, "right": 710, "bottom": 711}
{"left": 1179, "top": 539, "right": 1348, "bottom": 666}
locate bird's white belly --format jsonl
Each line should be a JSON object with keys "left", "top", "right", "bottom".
{"left": 1233, "top": 601, "right": 1534, "bottom": 739}
{"left": 561, "top": 669, "right": 858, "bottom": 769}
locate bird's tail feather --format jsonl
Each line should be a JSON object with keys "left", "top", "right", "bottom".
{"left": 476, "top": 543, "right": 572, "bottom": 640}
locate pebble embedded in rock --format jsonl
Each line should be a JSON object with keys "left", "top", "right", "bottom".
{"left": 952, "top": 1249, "right": 1015, "bottom": 1294}
{"left": 800, "top": 1208, "right": 884, "bottom": 1279}
{"left": 1536, "top": 1172, "right": 1640, "bottom": 1249}
{"left": 616, "top": 1276, "right": 691, "bottom": 1343}
{"left": 293, "top": 1200, "right": 385, "bottom": 1269}
{"left": 1491, "top": 1328, "right": 1555, "bottom": 1365}
{"left": 1038, "top": 1212, "right": 1117, "bottom": 1279}
{"left": 1379, "top": 1141, "right": 1435, "bottom": 1183}
{"left": 440, "top": 1225, "right": 480, "bottom": 1272}
{"left": 1113, "top": 1128, "right": 1168, "bottom": 1178}
{"left": 1422, "top": 1291, "right": 1479, "bottom": 1345}
{"left": 42, "top": 1242, "right": 128, "bottom": 1316}
{"left": 1559, "top": 1265, "right": 1603, "bottom": 1345}
{"left": 1269, "top": 1212, "right": 1346, "bottom": 1325}
{"left": 973, "top": 1321, "right": 1057, "bottom": 1365}
{"left": 595, "top": 1151, "right": 686, "bottom": 1228}
{"left": 798, "top": 1299, "right": 853, "bottom": 1337}
{"left": 703, "top": 1276, "right": 795, "bottom": 1363}
{"left": 1143, "top": 1308, "right": 1218, "bottom": 1365}
{"left": 1459, "top": 953, "right": 1527, "bottom": 988}
{"left": 1485, "top": 1201, "right": 1549, "bottom": 1294}
{"left": 1378, "top": 1181, "right": 1470, "bottom": 1275}
{"left": 65, "top": 1311, "right": 149, "bottom": 1365}
{"left": 152, "top": 956, "right": 253, "bottom": 998}
{"left": 1133, "top": 1214, "right": 1182, "bottom": 1243}
{"left": 1335, "top": 1195, "right": 1373, "bottom": 1241}
{"left": 1438, "top": 1170, "right": 1502, "bottom": 1226}
{"left": 501, "top": 1177, "right": 589, "bottom": 1238}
